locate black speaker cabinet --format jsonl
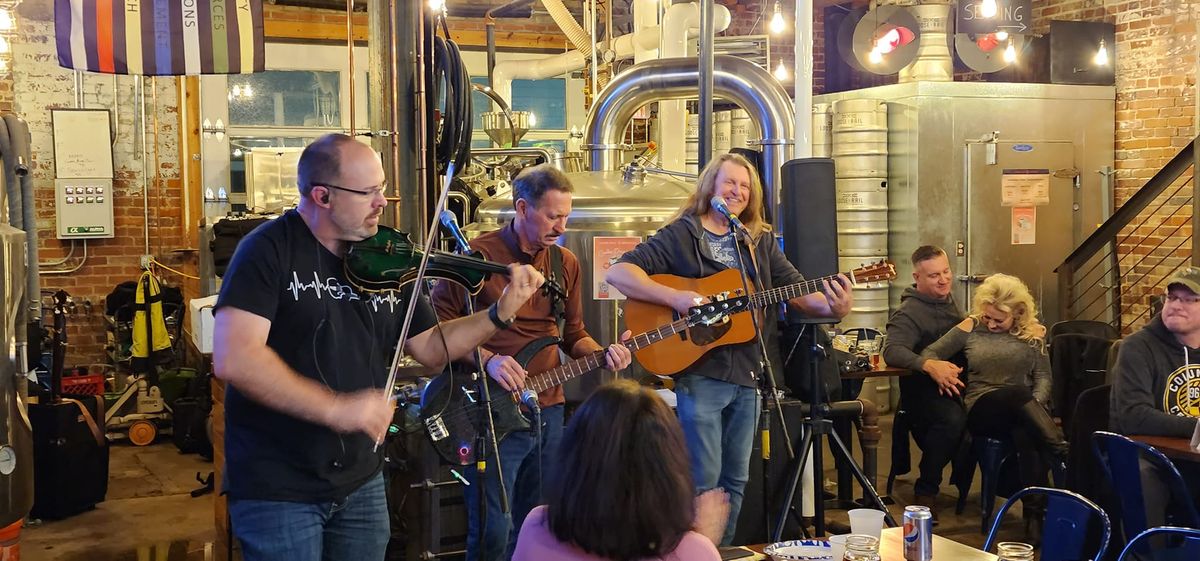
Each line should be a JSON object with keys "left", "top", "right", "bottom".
{"left": 732, "top": 398, "right": 809, "bottom": 545}
{"left": 29, "top": 396, "right": 109, "bottom": 519}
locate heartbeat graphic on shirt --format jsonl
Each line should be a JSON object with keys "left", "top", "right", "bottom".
{"left": 287, "top": 271, "right": 407, "bottom": 312}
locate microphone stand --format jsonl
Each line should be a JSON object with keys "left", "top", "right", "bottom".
{"left": 729, "top": 223, "right": 796, "bottom": 543}
{"left": 443, "top": 221, "right": 509, "bottom": 561}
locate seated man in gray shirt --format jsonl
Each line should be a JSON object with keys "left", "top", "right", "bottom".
{"left": 882, "top": 246, "right": 967, "bottom": 512}
{"left": 1111, "top": 267, "right": 1200, "bottom": 437}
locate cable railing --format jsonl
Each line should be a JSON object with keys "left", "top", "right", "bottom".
{"left": 1057, "top": 137, "right": 1199, "bottom": 335}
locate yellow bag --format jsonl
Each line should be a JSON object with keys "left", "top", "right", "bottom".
{"left": 131, "top": 271, "right": 172, "bottom": 367}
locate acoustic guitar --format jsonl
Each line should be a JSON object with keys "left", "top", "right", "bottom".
{"left": 624, "top": 261, "right": 897, "bottom": 376}
{"left": 419, "top": 301, "right": 738, "bottom": 466}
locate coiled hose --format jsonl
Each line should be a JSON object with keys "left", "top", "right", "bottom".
{"left": 432, "top": 36, "right": 472, "bottom": 178}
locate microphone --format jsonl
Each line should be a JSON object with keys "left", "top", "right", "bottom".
{"left": 519, "top": 389, "right": 540, "bottom": 414}
{"left": 710, "top": 196, "right": 748, "bottom": 234}
{"left": 439, "top": 210, "right": 472, "bottom": 253}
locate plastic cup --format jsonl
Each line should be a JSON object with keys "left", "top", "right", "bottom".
{"left": 827, "top": 534, "right": 849, "bottom": 560}
{"left": 847, "top": 508, "right": 886, "bottom": 538}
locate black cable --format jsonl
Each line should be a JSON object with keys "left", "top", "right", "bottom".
{"left": 431, "top": 35, "right": 473, "bottom": 179}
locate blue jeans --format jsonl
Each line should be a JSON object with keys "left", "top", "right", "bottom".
{"left": 465, "top": 403, "right": 564, "bottom": 561}
{"left": 676, "top": 374, "right": 760, "bottom": 545}
{"left": 229, "top": 472, "right": 389, "bottom": 561}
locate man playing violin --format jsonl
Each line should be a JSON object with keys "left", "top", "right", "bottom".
{"left": 212, "top": 133, "right": 544, "bottom": 561}
{"left": 431, "top": 164, "right": 634, "bottom": 561}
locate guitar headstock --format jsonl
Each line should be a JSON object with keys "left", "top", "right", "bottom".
{"left": 686, "top": 295, "right": 750, "bottom": 326}
{"left": 848, "top": 260, "right": 897, "bottom": 285}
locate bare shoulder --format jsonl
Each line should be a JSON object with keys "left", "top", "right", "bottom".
{"left": 954, "top": 317, "right": 976, "bottom": 332}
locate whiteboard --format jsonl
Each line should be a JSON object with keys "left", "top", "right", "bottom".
{"left": 52, "top": 109, "right": 114, "bottom": 179}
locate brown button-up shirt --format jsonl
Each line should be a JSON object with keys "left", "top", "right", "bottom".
{"left": 430, "top": 222, "right": 593, "bottom": 407}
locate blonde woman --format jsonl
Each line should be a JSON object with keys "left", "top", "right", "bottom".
{"left": 920, "top": 274, "right": 1068, "bottom": 504}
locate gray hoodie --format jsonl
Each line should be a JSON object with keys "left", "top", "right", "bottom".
{"left": 1111, "top": 316, "right": 1200, "bottom": 437}
{"left": 883, "top": 286, "right": 965, "bottom": 372}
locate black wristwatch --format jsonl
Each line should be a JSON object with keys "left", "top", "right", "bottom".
{"left": 488, "top": 303, "right": 513, "bottom": 330}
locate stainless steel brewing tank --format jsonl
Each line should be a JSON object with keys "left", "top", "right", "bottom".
{"left": 466, "top": 171, "right": 694, "bottom": 401}
{"left": 0, "top": 224, "right": 32, "bottom": 528}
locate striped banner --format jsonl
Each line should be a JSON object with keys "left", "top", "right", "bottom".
{"left": 55, "top": 0, "right": 264, "bottom": 75}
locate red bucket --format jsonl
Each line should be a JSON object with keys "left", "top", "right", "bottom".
{"left": 0, "top": 519, "right": 21, "bottom": 561}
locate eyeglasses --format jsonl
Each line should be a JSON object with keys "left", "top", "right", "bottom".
{"left": 320, "top": 182, "right": 387, "bottom": 197}
{"left": 1165, "top": 293, "right": 1200, "bottom": 305}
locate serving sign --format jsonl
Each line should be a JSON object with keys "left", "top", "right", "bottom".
{"left": 956, "top": 0, "right": 1031, "bottom": 35}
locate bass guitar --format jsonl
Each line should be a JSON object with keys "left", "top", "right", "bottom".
{"left": 419, "top": 303, "right": 736, "bottom": 466}
{"left": 624, "top": 261, "right": 897, "bottom": 376}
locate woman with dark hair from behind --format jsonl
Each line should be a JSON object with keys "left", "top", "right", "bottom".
{"left": 512, "top": 379, "right": 728, "bottom": 561}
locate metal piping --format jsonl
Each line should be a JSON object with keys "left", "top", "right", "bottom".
{"left": 697, "top": 0, "right": 713, "bottom": 169}
{"left": 140, "top": 77, "right": 150, "bottom": 256}
{"left": 3, "top": 115, "right": 39, "bottom": 319}
{"left": 346, "top": 0, "right": 356, "bottom": 135}
{"left": 584, "top": 56, "right": 795, "bottom": 228}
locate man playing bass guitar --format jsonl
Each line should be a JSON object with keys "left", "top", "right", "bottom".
{"left": 431, "top": 164, "right": 633, "bottom": 561}
{"left": 605, "top": 153, "right": 853, "bottom": 545}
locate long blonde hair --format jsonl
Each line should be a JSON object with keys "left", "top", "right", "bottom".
{"left": 972, "top": 273, "right": 1044, "bottom": 344}
{"left": 671, "top": 153, "right": 772, "bottom": 241}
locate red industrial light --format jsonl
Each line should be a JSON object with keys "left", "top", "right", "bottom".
{"left": 873, "top": 25, "right": 915, "bottom": 54}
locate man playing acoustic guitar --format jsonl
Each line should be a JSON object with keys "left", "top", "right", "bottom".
{"left": 431, "top": 164, "right": 633, "bottom": 561}
{"left": 606, "top": 153, "right": 853, "bottom": 545}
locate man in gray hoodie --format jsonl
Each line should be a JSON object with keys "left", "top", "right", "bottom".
{"left": 1111, "top": 267, "right": 1200, "bottom": 438}
{"left": 883, "top": 246, "right": 967, "bottom": 508}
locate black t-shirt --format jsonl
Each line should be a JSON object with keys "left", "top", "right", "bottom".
{"left": 214, "top": 210, "right": 438, "bottom": 501}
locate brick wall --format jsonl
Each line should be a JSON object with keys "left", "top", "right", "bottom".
{"left": 14, "top": 0, "right": 181, "bottom": 365}
{"left": 1031, "top": 0, "right": 1198, "bottom": 330}
{"left": 722, "top": 0, "right": 826, "bottom": 95}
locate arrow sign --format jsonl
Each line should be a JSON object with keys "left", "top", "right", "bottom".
{"left": 957, "top": 0, "right": 1032, "bottom": 36}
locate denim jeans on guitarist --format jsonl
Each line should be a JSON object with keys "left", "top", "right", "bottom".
{"left": 676, "top": 374, "right": 761, "bottom": 545}
{"left": 229, "top": 472, "right": 389, "bottom": 561}
{"left": 465, "top": 403, "right": 564, "bottom": 561}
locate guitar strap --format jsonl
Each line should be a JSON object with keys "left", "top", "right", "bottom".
{"left": 547, "top": 244, "right": 567, "bottom": 348}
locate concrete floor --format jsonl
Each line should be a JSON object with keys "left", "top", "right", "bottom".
{"left": 19, "top": 441, "right": 215, "bottom": 561}
{"left": 16, "top": 413, "right": 1029, "bottom": 560}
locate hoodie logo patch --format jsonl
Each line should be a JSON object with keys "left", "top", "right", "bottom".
{"left": 1163, "top": 364, "right": 1200, "bottom": 417}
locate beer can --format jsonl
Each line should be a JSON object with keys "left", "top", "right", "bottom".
{"left": 903, "top": 505, "right": 933, "bottom": 560}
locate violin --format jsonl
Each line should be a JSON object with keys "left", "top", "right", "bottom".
{"left": 345, "top": 225, "right": 509, "bottom": 294}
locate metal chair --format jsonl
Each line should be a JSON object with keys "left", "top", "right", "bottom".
{"left": 984, "top": 486, "right": 1112, "bottom": 561}
{"left": 1117, "top": 526, "right": 1200, "bottom": 561}
{"left": 1092, "top": 431, "right": 1200, "bottom": 551}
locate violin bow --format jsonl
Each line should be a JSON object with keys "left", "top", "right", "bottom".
{"left": 377, "top": 162, "right": 460, "bottom": 450}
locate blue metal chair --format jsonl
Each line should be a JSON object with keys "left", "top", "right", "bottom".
{"left": 1117, "top": 526, "right": 1200, "bottom": 561}
{"left": 984, "top": 486, "right": 1112, "bottom": 561}
{"left": 1092, "top": 431, "right": 1200, "bottom": 551}
{"left": 975, "top": 435, "right": 1017, "bottom": 533}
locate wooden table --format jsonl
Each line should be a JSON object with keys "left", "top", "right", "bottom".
{"left": 840, "top": 366, "right": 912, "bottom": 380}
{"left": 750, "top": 527, "right": 998, "bottom": 560}
{"left": 1131, "top": 435, "right": 1200, "bottom": 464}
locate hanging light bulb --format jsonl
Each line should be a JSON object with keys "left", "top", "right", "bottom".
{"left": 769, "top": 2, "right": 787, "bottom": 35}
{"left": 981, "top": 0, "right": 998, "bottom": 18}
{"left": 1094, "top": 39, "right": 1109, "bottom": 66}
{"left": 774, "top": 59, "right": 790, "bottom": 81}
{"left": 528, "top": 112, "right": 538, "bottom": 127}
{"left": 868, "top": 48, "right": 883, "bottom": 65}
{"left": 232, "top": 85, "right": 241, "bottom": 98}
{"left": 243, "top": 84, "right": 254, "bottom": 97}
{"left": 428, "top": 0, "right": 445, "bottom": 11}
{"left": 0, "top": 9, "right": 13, "bottom": 31}
{"left": 995, "top": 30, "right": 1009, "bottom": 41}
{"left": 0, "top": 36, "right": 8, "bottom": 55}
{"left": 1003, "top": 41, "right": 1017, "bottom": 63}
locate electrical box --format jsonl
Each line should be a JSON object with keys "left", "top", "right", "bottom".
{"left": 55, "top": 179, "right": 115, "bottom": 239}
